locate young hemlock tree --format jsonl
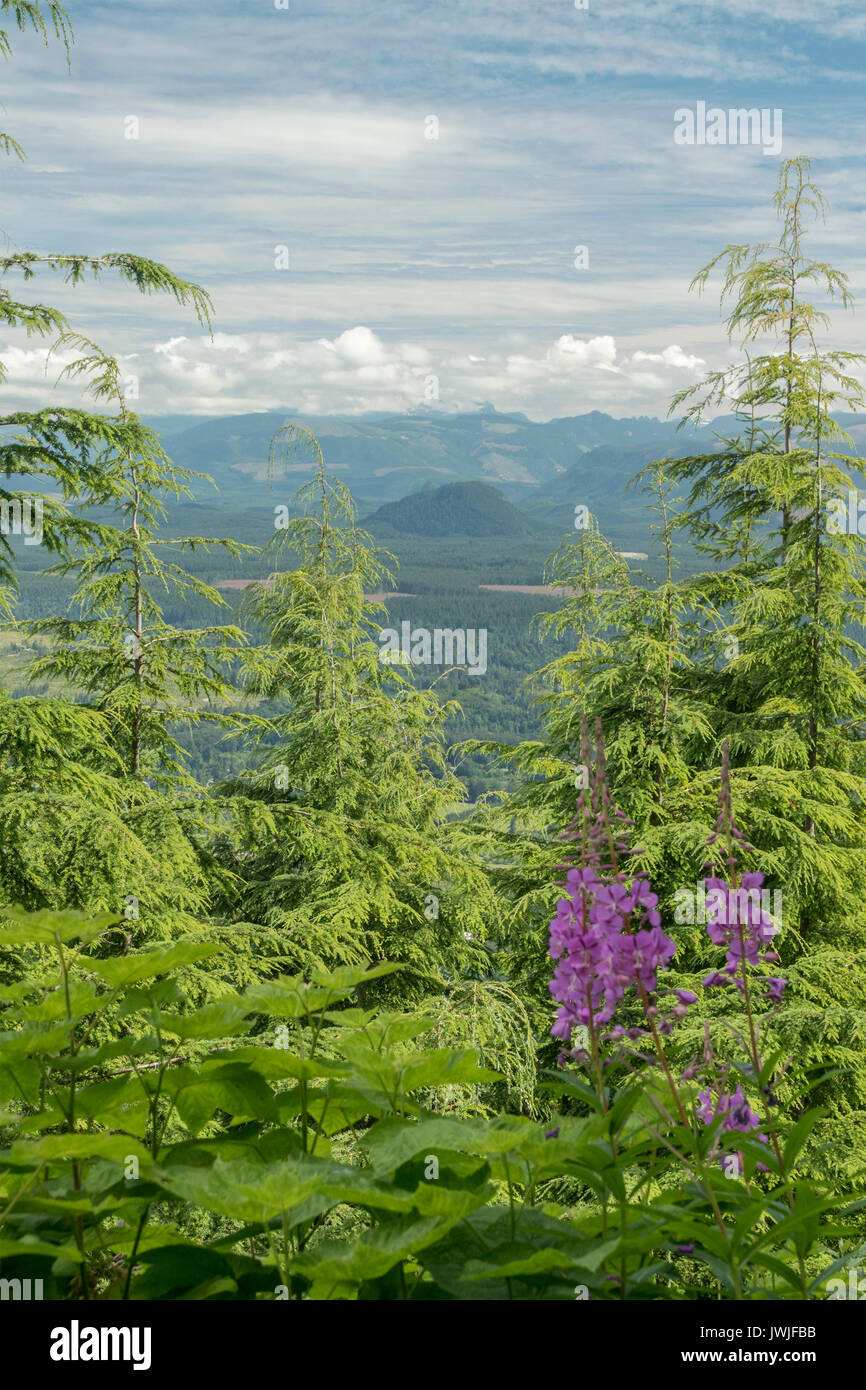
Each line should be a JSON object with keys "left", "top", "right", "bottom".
{"left": 659, "top": 160, "right": 866, "bottom": 920}
{"left": 658, "top": 161, "right": 866, "bottom": 1162}
{"left": 665, "top": 365, "right": 777, "bottom": 571}
{"left": 23, "top": 340, "right": 252, "bottom": 780}
{"left": 0, "top": 685, "right": 122, "bottom": 915}
{"left": 1, "top": 340, "right": 261, "bottom": 951}
{"left": 671, "top": 158, "right": 861, "bottom": 556}
{"left": 214, "top": 427, "right": 497, "bottom": 1002}
{"left": 464, "top": 161, "right": 866, "bottom": 1169}
{"left": 554, "top": 468, "right": 717, "bottom": 823}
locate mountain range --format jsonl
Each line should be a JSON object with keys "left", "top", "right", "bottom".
{"left": 144, "top": 405, "right": 726, "bottom": 512}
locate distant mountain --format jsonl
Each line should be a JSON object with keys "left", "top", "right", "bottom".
{"left": 153, "top": 405, "right": 720, "bottom": 509}
{"left": 364, "top": 481, "right": 545, "bottom": 538}
{"left": 126, "top": 408, "right": 866, "bottom": 523}
{"left": 524, "top": 441, "right": 719, "bottom": 526}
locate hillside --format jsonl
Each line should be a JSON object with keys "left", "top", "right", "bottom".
{"left": 363, "top": 480, "right": 547, "bottom": 538}
{"left": 523, "top": 441, "right": 717, "bottom": 528}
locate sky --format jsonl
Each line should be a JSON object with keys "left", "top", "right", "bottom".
{"left": 2, "top": 0, "right": 866, "bottom": 421}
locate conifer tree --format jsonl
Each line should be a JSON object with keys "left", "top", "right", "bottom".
{"left": 660, "top": 160, "right": 866, "bottom": 927}
{"left": 213, "top": 426, "right": 497, "bottom": 1001}
{"left": 659, "top": 161, "right": 866, "bottom": 1157}
{"left": 0, "top": 339, "right": 259, "bottom": 948}
{"left": 468, "top": 158, "right": 866, "bottom": 1163}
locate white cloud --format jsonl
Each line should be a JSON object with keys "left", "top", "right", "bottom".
{"left": 632, "top": 345, "right": 706, "bottom": 370}
{"left": 0, "top": 326, "right": 712, "bottom": 419}
{"left": 550, "top": 335, "right": 619, "bottom": 368}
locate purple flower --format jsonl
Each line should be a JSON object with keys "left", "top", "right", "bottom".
{"left": 702, "top": 749, "right": 783, "bottom": 992}
{"left": 702, "top": 971, "right": 727, "bottom": 988}
{"left": 704, "top": 874, "right": 778, "bottom": 970}
{"left": 549, "top": 873, "right": 676, "bottom": 1041}
{"left": 548, "top": 724, "right": 677, "bottom": 1047}
{"left": 697, "top": 1083, "right": 767, "bottom": 1143}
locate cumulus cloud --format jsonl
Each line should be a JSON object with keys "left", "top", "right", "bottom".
{"left": 632, "top": 345, "right": 706, "bottom": 370}
{"left": 1, "top": 326, "right": 712, "bottom": 420}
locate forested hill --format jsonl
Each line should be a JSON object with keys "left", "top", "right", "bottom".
{"left": 363, "top": 480, "right": 548, "bottom": 537}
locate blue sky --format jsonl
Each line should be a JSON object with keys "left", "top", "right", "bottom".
{"left": 2, "top": 0, "right": 865, "bottom": 419}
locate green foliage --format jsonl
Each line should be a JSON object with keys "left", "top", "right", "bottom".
{"left": 0, "top": 7, "right": 242, "bottom": 949}
{"left": 0, "top": 1, "right": 864, "bottom": 1299}
{"left": 2, "top": 907, "right": 862, "bottom": 1301}
{"left": 208, "top": 428, "right": 499, "bottom": 995}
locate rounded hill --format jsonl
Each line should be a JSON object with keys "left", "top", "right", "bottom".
{"left": 363, "top": 480, "right": 540, "bottom": 538}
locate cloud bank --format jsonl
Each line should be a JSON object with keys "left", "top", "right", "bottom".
{"left": 3, "top": 326, "right": 712, "bottom": 419}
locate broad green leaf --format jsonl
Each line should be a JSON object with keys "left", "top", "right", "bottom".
{"left": 152, "top": 1157, "right": 324, "bottom": 1223}
{"left": 0, "top": 1237, "right": 83, "bottom": 1263}
{"left": 462, "top": 1237, "right": 618, "bottom": 1281}
{"left": 0, "top": 1022, "right": 86, "bottom": 1062}
{"left": 225, "top": 1047, "right": 349, "bottom": 1082}
{"left": 132, "top": 1244, "right": 237, "bottom": 1300}
{"left": 410, "top": 1183, "right": 493, "bottom": 1220}
{"left": 168, "top": 1066, "right": 277, "bottom": 1137}
{"left": 157, "top": 1000, "right": 250, "bottom": 1040}
{"left": 364, "top": 1116, "right": 485, "bottom": 1172}
{"left": 309, "top": 963, "right": 401, "bottom": 991}
{"left": 11, "top": 979, "right": 103, "bottom": 1023}
{"left": 241, "top": 978, "right": 338, "bottom": 1019}
{"left": 0, "top": 909, "right": 117, "bottom": 946}
{"left": 87, "top": 943, "right": 224, "bottom": 988}
{"left": 8, "top": 1133, "right": 152, "bottom": 1167}
{"left": 398, "top": 1049, "right": 501, "bottom": 1091}
{"left": 289, "top": 1216, "right": 450, "bottom": 1285}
